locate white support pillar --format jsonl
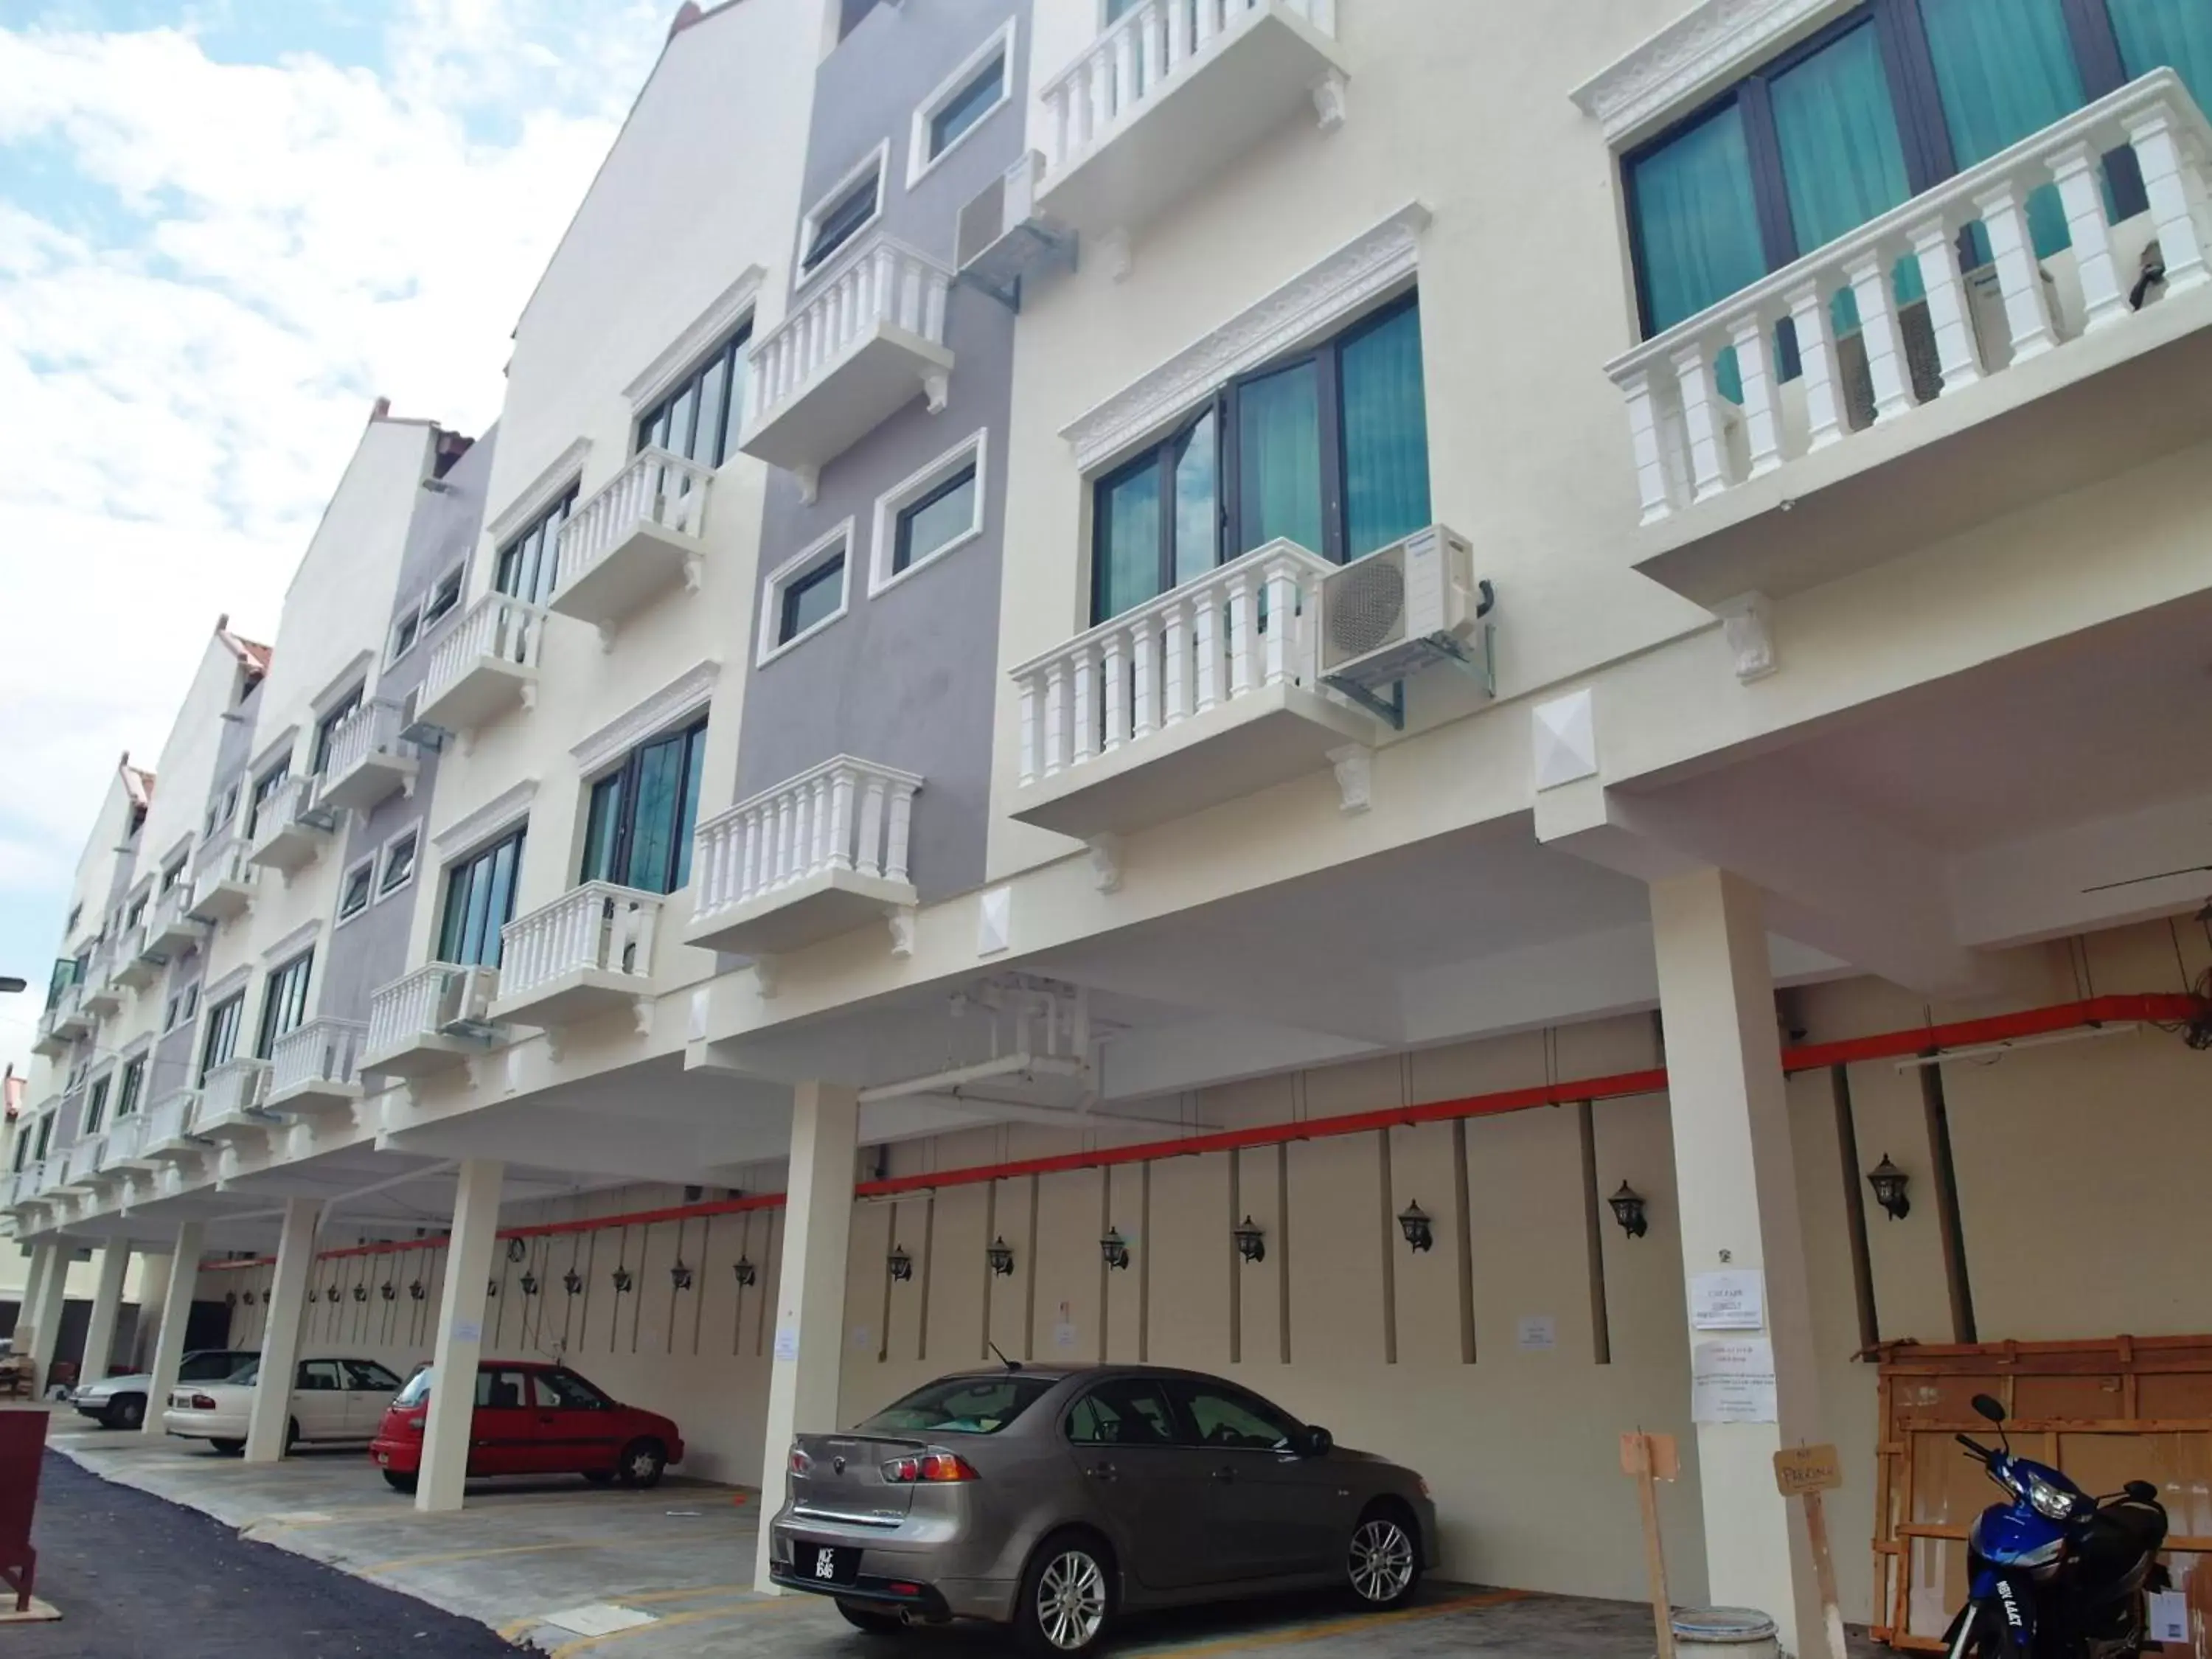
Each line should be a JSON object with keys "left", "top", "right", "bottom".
{"left": 131, "top": 1251, "right": 174, "bottom": 1372}
{"left": 24, "top": 1244, "right": 71, "bottom": 1388}
{"left": 13, "top": 1242, "right": 61, "bottom": 1357}
{"left": 142, "top": 1221, "right": 204, "bottom": 1439}
{"left": 417, "top": 1159, "right": 504, "bottom": 1514}
{"left": 752, "top": 1081, "right": 860, "bottom": 1594}
{"left": 245, "top": 1197, "right": 320, "bottom": 1463}
{"left": 80, "top": 1242, "right": 133, "bottom": 1385}
{"left": 1649, "top": 868, "right": 1825, "bottom": 1657}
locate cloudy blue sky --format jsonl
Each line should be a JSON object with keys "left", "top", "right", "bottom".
{"left": 0, "top": 0, "right": 669, "bottom": 1074}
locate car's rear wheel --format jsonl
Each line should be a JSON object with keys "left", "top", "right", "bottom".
{"left": 1347, "top": 1502, "right": 1422, "bottom": 1611}
{"left": 106, "top": 1395, "right": 145, "bottom": 1430}
{"left": 1014, "top": 1529, "right": 1115, "bottom": 1657}
{"left": 210, "top": 1439, "right": 246, "bottom": 1455}
{"left": 835, "top": 1600, "right": 905, "bottom": 1635}
{"left": 615, "top": 1438, "right": 667, "bottom": 1489}
{"left": 383, "top": 1470, "right": 417, "bottom": 1495}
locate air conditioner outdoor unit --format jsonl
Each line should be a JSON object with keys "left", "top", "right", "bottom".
{"left": 437, "top": 966, "right": 500, "bottom": 1037}
{"left": 955, "top": 151, "right": 1075, "bottom": 311}
{"left": 1317, "top": 524, "right": 1493, "bottom": 699}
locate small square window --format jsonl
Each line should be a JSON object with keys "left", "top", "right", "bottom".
{"left": 781, "top": 556, "right": 844, "bottom": 642}
{"left": 389, "top": 608, "right": 421, "bottom": 664}
{"left": 162, "top": 995, "right": 180, "bottom": 1032}
{"left": 378, "top": 831, "right": 418, "bottom": 897}
{"left": 423, "top": 568, "right": 463, "bottom": 625}
{"left": 911, "top": 22, "right": 1014, "bottom": 183}
{"left": 873, "top": 431, "right": 987, "bottom": 593}
{"left": 801, "top": 147, "right": 885, "bottom": 274}
{"left": 337, "top": 859, "right": 375, "bottom": 922}
{"left": 760, "top": 522, "right": 854, "bottom": 663}
{"left": 181, "top": 984, "right": 198, "bottom": 1021}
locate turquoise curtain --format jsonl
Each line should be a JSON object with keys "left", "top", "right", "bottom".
{"left": 1236, "top": 361, "right": 1324, "bottom": 555}
{"left": 2108, "top": 0, "right": 2212, "bottom": 111}
{"left": 1921, "top": 0, "right": 2085, "bottom": 259}
{"left": 1172, "top": 411, "right": 1217, "bottom": 589}
{"left": 1339, "top": 303, "right": 1432, "bottom": 557}
{"left": 582, "top": 774, "right": 623, "bottom": 884}
{"left": 1629, "top": 102, "right": 1767, "bottom": 333}
{"left": 1096, "top": 462, "right": 1161, "bottom": 621}
{"left": 673, "top": 726, "right": 706, "bottom": 891}
{"left": 1770, "top": 23, "right": 1913, "bottom": 252}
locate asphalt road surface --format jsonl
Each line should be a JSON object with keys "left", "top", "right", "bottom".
{"left": 12, "top": 1450, "right": 520, "bottom": 1658}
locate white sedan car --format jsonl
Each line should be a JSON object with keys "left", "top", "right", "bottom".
{"left": 164, "top": 1356, "right": 406, "bottom": 1453}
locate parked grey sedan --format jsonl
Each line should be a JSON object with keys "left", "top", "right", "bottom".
{"left": 768, "top": 1364, "right": 1435, "bottom": 1655}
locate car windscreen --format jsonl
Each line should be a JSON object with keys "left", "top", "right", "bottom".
{"left": 394, "top": 1367, "right": 434, "bottom": 1407}
{"left": 538, "top": 1369, "right": 612, "bottom": 1409}
{"left": 856, "top": 1374, "right": 1055, "bottom": 1436}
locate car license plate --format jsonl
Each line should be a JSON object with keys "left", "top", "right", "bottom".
{"left": 799, "top": 1542, "right": 860, "bottom": 1587}
{"left": 170, "top": 1392, "right": 190, "bottom": 1408}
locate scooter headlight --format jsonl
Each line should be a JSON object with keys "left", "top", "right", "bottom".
{"left": 2025, "top": 1474, "right": 2084, "bottom": 1522}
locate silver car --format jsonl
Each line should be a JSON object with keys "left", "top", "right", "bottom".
{"left": 769, "top": 1364, "right": 1435, "bottom": 1655}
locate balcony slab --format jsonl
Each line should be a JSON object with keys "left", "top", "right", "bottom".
{"left": 548, "top": 520, "right": 699, "bottom": 634}
{"left": 686, "top": 868, "right": 918, "bottom": 959}
{"left": 318, "top": 750, "right": 417, "bottom": 815}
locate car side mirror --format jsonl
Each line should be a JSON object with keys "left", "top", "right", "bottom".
{"left": 1972, "top": 1394, "right": 2007, "bottom": 1425}
{"left": 1301, "top": 1426, "right": 1334, "bottom": 1458}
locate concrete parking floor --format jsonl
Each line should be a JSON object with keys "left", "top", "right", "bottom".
{"left": 42, "top": 1410, "right": 1886, "bottom": 1659}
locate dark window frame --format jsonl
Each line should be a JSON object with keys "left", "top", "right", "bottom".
{"left": 85, "top": 1075, "right": 112, "bottom": 1136}
{"left": 198, "top": 993, "right": 244, "bottom": 1084}
{"left": 776, "top": 549, "right": 848, "bottom": 648}
{"left": 116, "top": 1055, "right": 146, "bottom": 1118}
{"left": 437, "top": 826, "right": 527, "bottom": 969}
{"left": 311, "top": 685, "right": 364, "bottom": 776}
{"left": 389, "top": 607, "right": 422, "bottom": 664}
{"left": 246, "top": 761, "right": 291, "bottom": 840}
{"left": 636, "top": 321, "right": 754, "bottom": 474}
{"left": 580, "top": 716, "right": 710, "bottom": 897}
{"left": 802, "top": 161, "right": 883, "bottom": 273}
{"left": 423, "top": 567, "right": 465, "bottom": 625}
{"left": 927, "top": 49, "right": 1009, "bottom": 161}
{"left": 494, "top": 488, "right": 579, "bottom": 608}
{"left": 256, "top": 950, "right": 313, "bottom": 1060}
{"left": 337, "top": 858, "right": 375, "bottom": 922}
{"left": 892, "top": 459, "right": 980, "bottom": 576}
{"left": 378, "top": 830, "right": 419, "bottom": 896}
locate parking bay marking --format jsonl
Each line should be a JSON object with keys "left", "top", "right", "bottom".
{"left": 540, "top": 1594, "right": 814, "bottom": 1658}
{"left": 1134, "top": 1589, "right": 1530, "bottom": 1658}
{"left": 363, "top": 1540, "right": 599, "bottom": 1573}
{"left": 496, "top": 1583, "right": 757, "bottom": 1640}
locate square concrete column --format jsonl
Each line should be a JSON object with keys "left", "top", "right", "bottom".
{"left": 752, "top": 1081, "right": 860, "bottom": 1594}
{"left": 24, "top": 1243, "right": 72, "bottom": 1386}
{"left": 245, "top": 1197, "right": 321, "bottom": 1463}
{"left": 417, "top": 1158, "right": 504, "bottom": 1514}
{"left": 142, "top": 1221, "right": 205, "bottom": 1439}
{"left": 80, "top": 1242, "right": 133, "bottom": 1385}
{"left": 1650, "top": 868, "right": 1824, "bottom": 1655}
{"left": 13, "top": 1242, "right": 61, "bottom": 1357}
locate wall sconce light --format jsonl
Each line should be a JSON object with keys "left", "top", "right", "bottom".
{"left": 1397, "top": 1201, "right": 1434, "bottom": 1253}
{"left": 242, "top": 1292, "right": 255, "bottom": 1307}
{"left": 611, "top": 1265, "right": 633, "bottom": 1294}
{"left": 1608, "top": 1182, "right": 1649, "bottom": 1239}
{"left": 519, "top": 1271, "right": 540, "bottom": 1297}
{"left": 224, "top": 1290, "right": 237, "bottom": 1308}
{"left": 1866, "top": 1154, "right": 1911, "bottom": 1220}
{"left": 352, "top": 1284, "right": 369, "bottom": 1302}
{"left": 408, "top": 1280, "right": 425, "bottom": 1301}
{"left": 670, "top": 1261, "right": 694, "bottom": 1291}
{"left": 563, "top": 1268, "right": 585, "bottom": 1295}
{"left": 986, "top": 1236, "right": 1015, "bottom": 1277}
{"left": 1099, "top": 1228, "right": 1130, "bottom": 1271}
{"left": 733, "top": 1256, "right": 757, "bottom": 1288}
{"left": 506, "top": 1237, "right": 527, "bottom": 1263}
{"left": 324, "top": 1286, "right": 340, "bottom": 1303}
{"left": 1232, "top": 1215, "right": 1266, "bottom": 1265}
{"left": 888, "top": 1245, "right": 914, "bottom": 1282}
{"left": 380, "top": 1281, "right": 397, "bottom": 1301}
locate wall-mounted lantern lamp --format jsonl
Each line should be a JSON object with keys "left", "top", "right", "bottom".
{"left": 1866, "top": 1154, "right": 1911, "bottom": 1220}
{"left": 408, "top": 1280, "right": 425, "bottom": 1301}
{"left": 986, "top": 1235, "right": 1015, "bottom": 1277}
{"left": 1232, "top": 1215, "right": 1266, "bottom": 1265}
{"left": 611, "top": 1265, "right": 633, "bottom": 1294}
{"left": 380, "top": 1281, "right": 397, "bottom": 1301}
{"left": 670, "top": 1261, "right": 694, "bottom": 1291}
{"left": 506, "top": 1237, "right": 526, "bottom": 1263}
{"left": 563, "top": 1268, "right": 585, "bottom": 1295}
{"left": 1608, "top": 1181, "right": 1649, "bottom": 1239}
{"left": 1397, "top": 1201, "right": 1434, "bottom": 1253}
{"left": 519, "top": 1271, "right": 540, "bottom": 1297}
{"left": 241, "top": 1292, "right": 255, "bottom": 1307}
{"left": 1099, "top": 1228, "right": 1130, "bottom": 1271}
{"left": 733, "top": 1256, "right": 757, "bottom": 1288}
{"left": 888, "top": 1245, "right": 914, "bottom": 1283}
{"left": 224, "top": 1290, "right": 237, "bottom": 1308}
{"left": 352, "top": 1284, "right": 369, "bottom": 1302}
{"left": 324, "top": 1285, "right": 340, "bottom": 1303}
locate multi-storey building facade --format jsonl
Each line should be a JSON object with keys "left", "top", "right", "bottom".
{"left": 12, "top": 1, "right": 2212, "bottom": 1649}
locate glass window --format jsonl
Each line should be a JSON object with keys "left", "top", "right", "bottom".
{"left": 338, "top": 861, "right": 374, "bottom": 921}
{"left": 929, "top": 52, "right": 1006, "bottom": 159}
{"left": 32, "top": 1115, "right": 53, "bottom": 1160}
{"left": 256, "top": 950, "right": 313, "bottom": 1058}
{"left": 126, "top": 895, "right": 146, "bottom": 930}
{"left": 2109, "top": 0, "right": 2212, "bottom": 108}
{"left": 476, "top": 1368, "right": 530, "bottom": 1410}
{"left": 394, "top": 1368, "right": 434, "bottom": 1408}
{"left": 1065, "top": 1378, "right": 1180, "bottom": 1447}
{"left": 116, "top": 1057, "right": 145, "bottom": 1117}
{"left": 389, "top": 608, "right": 420, "bottom": 663}
{"left": 1769, "top": 22, "right": 1913, "bottom": 254}
{"left": 804, "top": 167, "right": 880, "bottom": 272}
{"left": 181, "top": 984, "right": 198, "bottom": 1022}
{"left": 580, "top": 717, "right": 709, "bottom": 897}
{"left": 424, "top": 568, "right": 463, "bottom": 625}
{"left": 378, "top": 832, "right": 417, "bottom": 895}
{"left": 858, "top": 1374, "right": 1056, "bottom": 1435}
{"left": 297, "top": 1359, "right": 344, "bottom": 1391}
{"left": 894, "top": 462, "right": 978, "bottom": 574}
{"left": 1920, "top": 0, "right": 2084, "bottom": 256}
{"left": 1628, "top": 102, "right": 1768, "bottom": 335}
{"left": 199, "top": 995, "right": 243, "bottom": 1083}
{"left": 494, "top": 490, "right": 577, "bottom": 607}
{"left": 85, "top": 1077, "right": 111, "bottom": 1135}
{"left": 1236, "top": 360, "right": 1324, "bottom": 556}
{"left": 1337, "top": 302, "right": 1432, "bottom": 557}
{"left": 247, "top": 763, "right": 290, "bottom": 839}
{"left": 344, "top": 1360, "right": 403, "bottom": 1393}
{"left": 778, "top": 552, "right": 846, "bottom": 646}
{"left": 1166, "top": 1380, "right": 1301, "bottom": 1451}
{"left": 437, "top": 827, "right": 526, "bottom": 968}
{"left": 535, "top": 1370, "right": 612, "bottom": 1410}
{"left": 312, "top": 686, "right": 363, "bottom": 775}
{"left": 637, "top": 324, "right": 751, "bottom": 472}
{"left": 1094, "top": 453, "right": 1166, "bottom": 621}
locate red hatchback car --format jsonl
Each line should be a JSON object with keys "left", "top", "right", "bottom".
{"left": 370, "top": 1360, "right": 684, "bottom": 1494}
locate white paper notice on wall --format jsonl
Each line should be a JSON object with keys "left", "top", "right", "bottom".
{"left": 451, "top": 1319, "right": 482, "bottom": 1343}
{"left": 1692, "top": 1338, "right": 1778, "bottom": 1423}
{"left": 1691, "top": 1268, "right": 1766, "bottom": 1330}
{"left": 773, "top": 1325, "right": 799, "bottom": 1362}
{"left": 1516, "top": 1315, "right": 1557, "bottom": 1351}
{"left": 2149, "top": 1590, "right": 2188, "bottom": 1644}
{"left": 1053, "top": 1321, "right": 1078, "bottom": 1351}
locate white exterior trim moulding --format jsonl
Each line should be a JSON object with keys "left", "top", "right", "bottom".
{"left": 260, "top": 919, "right": 321, "bottom": 967}
{"left": 1060, "top": 202, "right": 1431, "bottom": 473}
{"left": 624, "top": 268, "right": 765, "bottom": 412}
{"left": 485, "top": 437, "right": 592, "bottom": 551}
{"left": 569, "top": 659, "right": 721, "bottom": 776}
{"left": 432, "top": 779, "right": 538, "bottom": 853}
{"left": 1570, "top": 0, "right": 1851, "bottom": 142}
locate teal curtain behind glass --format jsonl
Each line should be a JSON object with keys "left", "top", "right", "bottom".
{"left": 1172, "top": 412, "right": 1218, "bottom": 589}
{"left": 1096, "top": 464, "right": 1161, "bottom": 621}
{"left": 1771, "top": 23, "right": 1913, "bottom": 251}
{"left": 1237, "top": 361, "right": 1324, "bottom": 555}
{"left": 1921, "top": 0, "right": 2085, "bottom": 257}
{"left": 625, "top": 736, "right": 684, "bottom": 896}
{"left": 1339, "top": 304, "right": 1432, "bottom": 557}
{"left": 1630, "top": 102, "right": 1768, "bottom": 333}
{"left": 2109, "top": 0, "right": 2212, "bottom": 111}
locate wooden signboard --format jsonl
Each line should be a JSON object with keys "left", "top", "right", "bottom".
{"left": 1776, "top": 1443, "right": 1848, "bottom": 1659}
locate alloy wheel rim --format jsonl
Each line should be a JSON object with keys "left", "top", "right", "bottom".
{"left": 1036, "top": 1550, "right": 1106, "bottom": 1650}
{"left": 1349, "top": 1518, "right": 1414, "bottom": 1602}
{"left": 630, "top": 1450, "right": 657, "bottom": 1480}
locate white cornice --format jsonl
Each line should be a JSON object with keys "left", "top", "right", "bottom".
{"left": 203, "top": 963, "right": 251, "bottom": 1005}
{"left": 432, "top": 779, "right": 538, "bottom": 853}
{"left": 1060, "top": 203, "right": 1431, "bottom": 473}
{"left": 261, "top": 919, "right": 320, "bottom": 966}
{"left": 570, "top": 660, "right": 721, "bottom": 777}
{"left": 249, "top": 726, "right": 299, "bottom": 779}
{"left": 484, "top": 437, "right": 591, "bottom": 550}
{"left": 1571, "top": 0, "right": 1849, "bottom": 142}
{"left": 624, "top": 268, "right": 765, "bottom": 412}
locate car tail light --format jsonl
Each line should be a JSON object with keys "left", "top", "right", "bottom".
{"left": 189, "top": 1394, "right": 217, "bottom": 1411}
{"left": 789, "top": 1445, "right": 812, "bottom": 1477}
{"left": 880, "top": 1452, "right": 979, "bottom": 1484}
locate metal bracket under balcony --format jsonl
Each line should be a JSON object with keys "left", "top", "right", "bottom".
{"left": 687, "top": 759, "right": 923, "bottom": 958}
{"left": 487, "top": 884, "right": 664, "bottom": 1029}
{"left": 1035, "top": 0, "right": 1347, "bottom": 241}
{"left": 361, "top": 964, "right": 502, "bottom": 1081}
{"left": 548, "top": 449, "right": 711, "bottom": 638}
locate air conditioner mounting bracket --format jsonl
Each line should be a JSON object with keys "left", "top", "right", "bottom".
{"left": 1321, "top": 674, "right": 1405, "bottom": 731}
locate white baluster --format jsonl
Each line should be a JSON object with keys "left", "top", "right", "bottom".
{"left": 1113, "top": 18, "right": 1138, "bottom": 122}
{"left": 1043, "top": 661, "right": 1068, "bottom": 777}
{"left": 1090, "top": 48, "right": 1113, "bottom": 136}
{"left": 1194, "top": 0, "right": 1217, "bottom": 48}
{"left": 1784, "top": 281, "right": 1846, "bottom": 451}
{"left": 1073, "top": 648, "right": 1097, "bottom": 762}
{"left": 1018, "top": 676, "right": 1039, "bottom": 785}
{"left": 1161, "top": 598, "right": 1189, "bottom": 726}
{"left": 810, "top": 775, "right": 834, "bottom": 874}
{"left": 1843, "top": 251, "right": 1915, "bottom": 424}
{"left": 1192, "top": 591, "right": 1221, "bottom": 712}
{"left": 1138, "top": 4, "right": 1164, "bottom": 92}
{"left": 1619, "top": 370, "right": 1675, "bottom": 524}
{"left": 1226, "top": 570, "right": 1255, "bottom": 695}
{"left": 2125, "top": 104, "right": 2211, "bottom": 293}
{"left": 1046, "top": 85, "right": 1068, "bottom": 170}
{"left": 1166, "top": 0, "right": 1192, "bottom": 68}
{"left": 1131, "top": 621, "right": 1157, "bottom": 739}
{"left": 1909, "top": 217, "right": 1983, "bottom": 393}
{"left": 1671, "top": 344, "right": 1733, "bottom": 501}
{"left": 884, "top": 785, "right": 914, "bottom": 883}
{"left": 1974, "top": 181, "right": 2058, "bottom": 364}
{"left": 1102, "top": 633, "right": 1127, "bottom": 751}
{"left": 1262, "top": 562, "right": 1295, "bottom": 685}
{"left": 1725, "top": 312, "right": 1783, "bottom": 476}
{"left": 857, "top": 777, "right": 887, "bottom": 879}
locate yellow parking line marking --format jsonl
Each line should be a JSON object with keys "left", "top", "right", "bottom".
{"left": 1135, "top": 1589, "right": 1531, "bottom": 1658}
{"left": 364, "top": 1541, "right": 596, "bottom": 1573}
{"left": 541, "top": 1595, "right": 811, "bottom": 1658}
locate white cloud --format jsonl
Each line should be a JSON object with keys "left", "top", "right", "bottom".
{"left": 0, "top": 1, "right": 662, "bottom": 986}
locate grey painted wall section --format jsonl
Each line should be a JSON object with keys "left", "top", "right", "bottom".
{"left": 319, "top": 427, "right": 496, "bottom": 1023}
{"left": 732, "top": 0, "right": 1029, "bottom": 904}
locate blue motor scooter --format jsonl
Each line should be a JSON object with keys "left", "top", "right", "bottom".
{"left": 1944, "top": 1393, "right": 2169, "bottom": 1658}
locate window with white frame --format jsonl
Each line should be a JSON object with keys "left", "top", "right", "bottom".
{"left": 378, "top": 829, "right": 418, "bottom": 898}
{"left": 800, "top": 144, "right": 886, "bottom": 276}
{"left": 911, "top": 21, "right": 1014, "bottom": 182}
{"left": 255, "top": 950, "right": 313, "bottom": 1059}
{"left": 311, "top": 684, "right": 364, "bottom": 776}
{"left": 116, "top": 1054, "right": 146, "bottom": 1117}
{"left": 422, "top": 566, "right": 464, "bottom": 627}
{"left": 388, "top": 606, "right": 421, "bottom": 664}
{"left": 759, "top": 522, "right": 852, "bottom": 662}
{"left": 872, "top": 431, "right": 985, "bottom": 592}
{"left": 335, "top": 858, "right": 375, "bottom": 923}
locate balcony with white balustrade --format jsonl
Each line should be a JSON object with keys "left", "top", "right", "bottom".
{"left": 246, "top": 776, "right": 333, "bottom": 877}
{"left": 103, "top": 1112, "right": 159, "bottom": 1172}
{"left": 1035, "top": 0, "right": 1345, "bottom": 241}
{"left": 1, "top": 1164, "right": 41, "bottom": 1214}
{"left": 1009, "top": 539, "right": 1374, "bottom": 844}
{"left": 487, "top": 883, "right": 666, "bottom": 1029}
{"left": 686, "top": 758, "right": 922, "bottom": 958}
{"left": 737, "top": 234, "right": 955, "bottom": 501}
{"left": 111, "top": 920, "right": 159, "bottom": 990}
{"left": 141, "top": 880, "right": 204, "bottom": 961}
{"left": 361, "top": 963, "right": 501, "bottom": 1080}
{"left": 547, "top": 448, "right": 712, "bottom": 638}
{"left": 265, "top": 1018, "right": 368, "bottom": 1116}
{"left": 51, "top": 1135, "right": 104, "bottom": 1193}
{"left": 194, "top": 1057, "right": 276, "bottom": 1144}
{"left": 83, "top": 947, "right": 123, "bottom": 1017}
{"left": 82, "top": 1130, "right": 132, "bottom": 1191}
{"left": 1609, "top": 70, "right": 2212, "bottom": 608}
{"left": 316, "top": 700, "right": 418, "bottom": 814}
{"left": 187, "top": 838, "right": 257, "bottom": 925}
{"left": 141, "top": 1088, "right": 210, "bottom": 1164}
{"left": 415, "top": 592, "right": 544, "bottom": 737}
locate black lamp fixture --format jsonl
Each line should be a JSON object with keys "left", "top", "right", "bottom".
{"left": 888, "top": 1245, "right": 914, "bottom": 1283}
{"left": 506, "top": 1237, "right": 527, "bottom": 1262}
{"left": 324, "top": 1285, "right": 340, "bottom": 1303}
{"left": 1866, "top": 1154, "right": 1911, "bottom": 1220}
{"left": 1099, "top": 1228, "right": 1130, "bottom": 1271}
{"left": 563, "top": 1267, "right": 585, "bottom": 1296}
{"left": 408, "top": 1280, "right": 425, "bottom": 1301}
{"left": 1608, "top": 1181, "right": 1649, "bottom": 1239}
{"left": 670, "top": 1260, "right": 695, "bottom": 1291}
{"left": 1397, "top": 1201, "right": 1435, "bottom": 1253}
{"left": 224, "top": 1290, "right": 237, "bottom": 1307}
{"left": 241, "top": 1291, "right": 255, "bottom": 1307}
{"left": 519, "top": 1271, "right": 540, "bottom": 1297}
{"left": 352, "top": 1283, "right": 369, "bottom": 1302}
{"left": 733, "top": 1256, "right": 757, "bottom": 1288}
{"left": 611, "top": 1265, "right": 634, "bottom": 1294}
{"left": 380, "top": 1281, "right": 397, "bottom": 1301}
{"left": 1231, "top": 1215, "right": 1266, "bottom": 1265}
{"left": 986, "top": 1235, "right": 1015, "bottom": 1277}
